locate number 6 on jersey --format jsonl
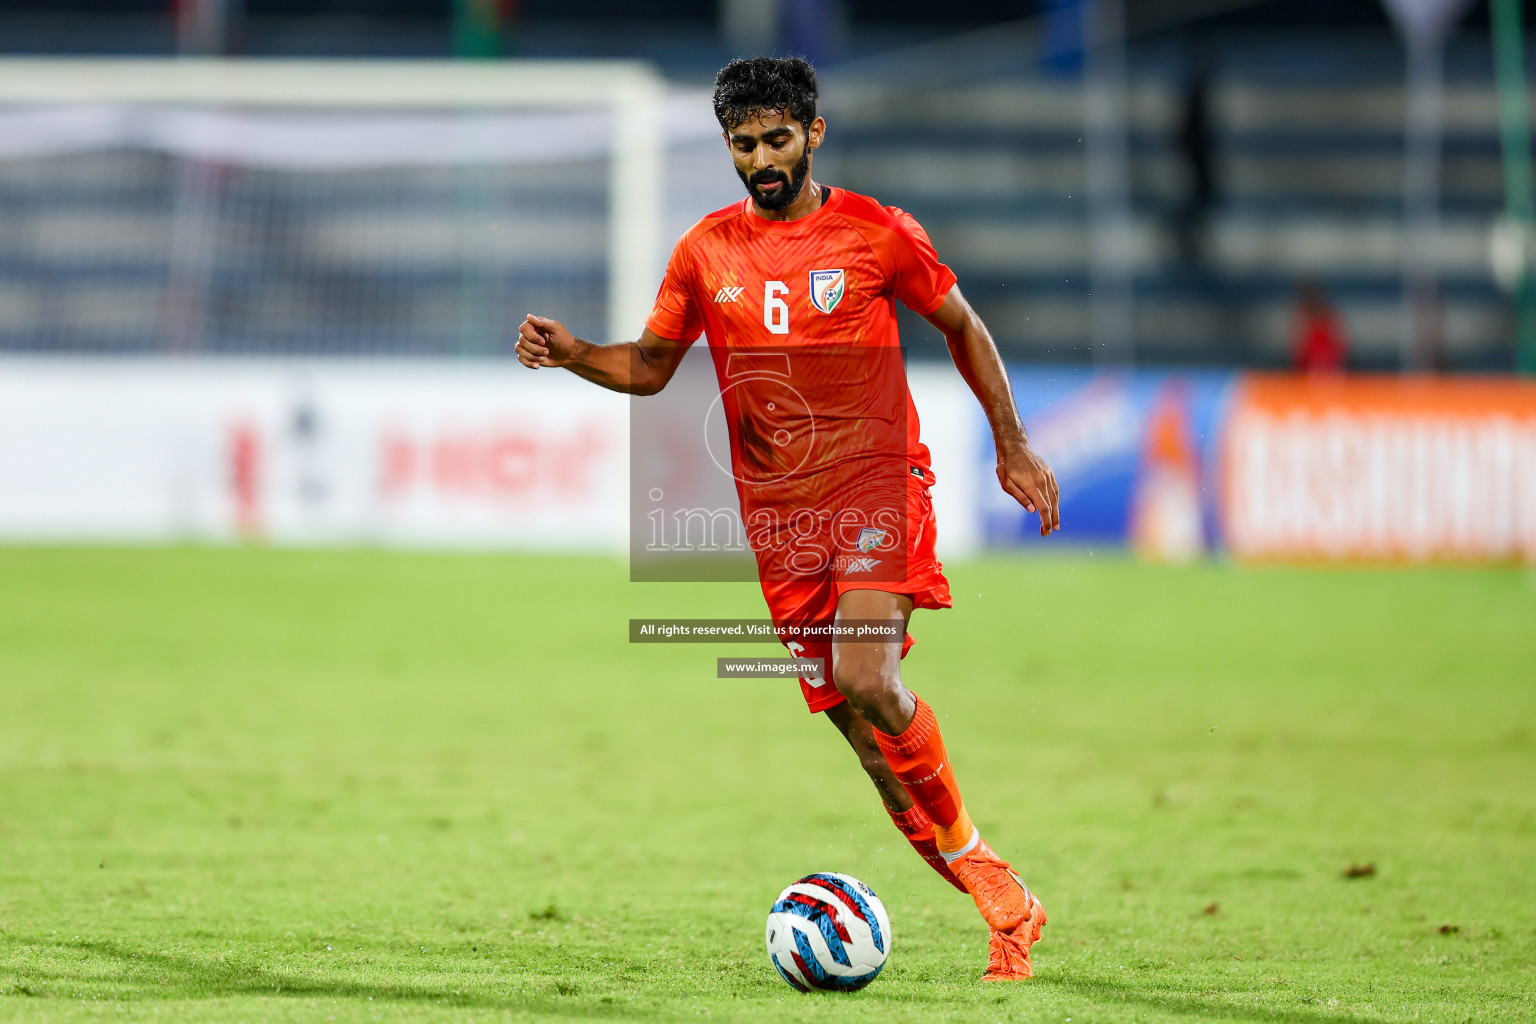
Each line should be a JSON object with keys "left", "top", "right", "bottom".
{"left": 764, "top": 280, "right": 790, "bottom": 335}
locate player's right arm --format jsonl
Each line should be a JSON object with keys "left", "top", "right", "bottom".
{"left": 514, "top": 316, "right": 690, "bottom": 396}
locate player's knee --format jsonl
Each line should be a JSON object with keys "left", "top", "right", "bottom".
{"left": 830, "top": 652, "right": 891, "bottom": 715}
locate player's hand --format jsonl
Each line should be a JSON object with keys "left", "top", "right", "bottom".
{"left": 516, "top": 314, "right": 578, "bottom": 369}
{"left": 997, "top": 440, "right": 1060, "bottom": 537}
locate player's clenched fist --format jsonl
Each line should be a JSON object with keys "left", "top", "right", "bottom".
{"left": 997, "top": 440, "right": 1061, "bottom": 538}
{"left": 515, "top": 314, "right": 579, "bottom": 369}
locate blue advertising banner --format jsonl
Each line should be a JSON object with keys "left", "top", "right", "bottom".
{"left": 981, "top": 369, "right": 1238, "bottom": 557}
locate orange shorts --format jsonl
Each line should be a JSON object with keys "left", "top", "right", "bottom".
{"left": 756, "top": 471, "right": 952, "bottom": 713}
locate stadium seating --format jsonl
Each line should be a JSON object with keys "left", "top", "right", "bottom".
{"left": 820, "top": 34, "right": 1519, "bottom": 369}
{"left": 0, "top": 34, "right": 1522, "bottom": 369}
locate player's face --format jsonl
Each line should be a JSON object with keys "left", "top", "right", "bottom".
{"left": 724, "top": 110, "right": 824, "bottom": 211}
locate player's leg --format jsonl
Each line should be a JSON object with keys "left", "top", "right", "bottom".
{"left": 823, "top": 701, "right": 966, "bottom": 891}
{"left": 830, "top": 587, "right": 1047, "bottom": 980}
{"left": 828, "top": 589, "right": 971, "bottom": 843}
{"left": 822, "top": 699, "right": 911, "bottom": 809}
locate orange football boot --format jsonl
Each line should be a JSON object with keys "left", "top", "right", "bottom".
{"left": 948, "top": 838, "right": 1048, "bottom": 981}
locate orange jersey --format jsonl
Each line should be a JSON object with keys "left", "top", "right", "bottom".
{"left": 645, "top": 187, "right": 957, "bottom": 524}
{"left": 645, "top": 187, "right": 957, "bottom": 704}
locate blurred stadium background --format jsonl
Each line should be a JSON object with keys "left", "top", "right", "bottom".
{"left": 2, "top": 5, "right": 1534, "bottom": 1020}
{"left": 0, "top": 0, "right": 1532, "bottom": 562}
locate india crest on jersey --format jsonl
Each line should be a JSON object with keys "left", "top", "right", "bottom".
{"left": 809, "top": 268, "right": 846, "bottom": 314}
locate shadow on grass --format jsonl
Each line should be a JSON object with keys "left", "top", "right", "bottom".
{"left": 6, "top": 938, "right": 1402, "bottom": 1023}
{"left": 2, "top": 937, "right": 644, "bottom": 1017}
{"left": 1039, "top": 972, "right": 1388, "bottom": 1024}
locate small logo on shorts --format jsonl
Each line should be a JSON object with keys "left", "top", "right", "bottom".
{"left": 856, "top": 527, "right": 887, "bottom": 553}
{"left": 842, "top": 557, "right": 881, "bottom": 573}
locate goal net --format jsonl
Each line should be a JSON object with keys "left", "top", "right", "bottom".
{"left": 0, "top": 58, "right": 737, "bottom": 356}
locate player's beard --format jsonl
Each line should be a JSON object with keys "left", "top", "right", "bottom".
{"left": 740, "top": 150, "right": 811, "bottom": 211}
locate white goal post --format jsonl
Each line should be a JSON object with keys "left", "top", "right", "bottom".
{"left": 0, "top": 57, "right": 668, "bottom": 348}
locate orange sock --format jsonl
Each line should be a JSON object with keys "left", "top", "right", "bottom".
{"left": 874, "top": 694, "right": 979, "bottom": 860}
{"left": 886, "top": 803, "right": 968, "bottom": 892}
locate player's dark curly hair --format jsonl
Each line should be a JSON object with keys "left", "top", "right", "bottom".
{"left": 712, "top": 56, "right": 819, "bottom": 132}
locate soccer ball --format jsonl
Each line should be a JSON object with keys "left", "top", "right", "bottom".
{"left": 765, "top": 872, "right": 891, "bottom": 992}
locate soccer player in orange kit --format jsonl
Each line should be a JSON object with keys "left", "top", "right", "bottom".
{"left": 515, "top": 56, "right": 1060, "bottom": 981}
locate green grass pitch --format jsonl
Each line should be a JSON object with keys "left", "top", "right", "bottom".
{"left": 1, "top": 546, "right": 1533, "bottom": 1023}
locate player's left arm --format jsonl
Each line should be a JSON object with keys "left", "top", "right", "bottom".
{"left": 922, "top": 287, "right": 1060, "bottom": 536}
